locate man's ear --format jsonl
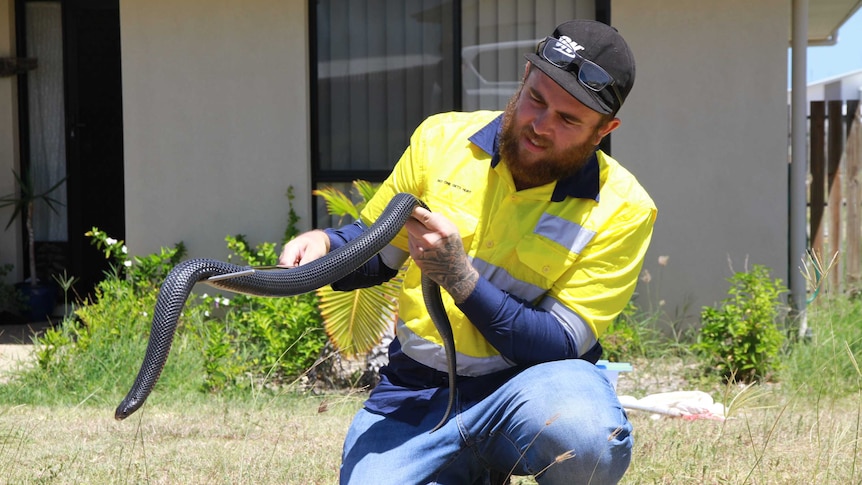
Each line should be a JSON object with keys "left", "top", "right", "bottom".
{"left": 594, "top": 118, "right": 621, "bottom": 145}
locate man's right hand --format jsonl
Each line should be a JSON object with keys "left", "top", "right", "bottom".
{"left": 277, "top": 230, "right": 331, "bottom": 267}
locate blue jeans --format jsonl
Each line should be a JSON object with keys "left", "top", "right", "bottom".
{"left": 340, "top": 359, "right": 633, "bottom": 484}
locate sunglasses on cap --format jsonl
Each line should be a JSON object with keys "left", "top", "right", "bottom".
{"left": 536, "top": 36, "right": 623, "bottom": 111}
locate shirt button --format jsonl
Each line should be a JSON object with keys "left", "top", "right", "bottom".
{"left": 542, "top": 265, "right": 550, "bottom": 273}
{"left": 486, "top": 240, "right": 494, "bottom": 248}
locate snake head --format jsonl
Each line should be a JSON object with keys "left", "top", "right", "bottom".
{"left": 115, "top": 397, "right": 141, "bottom": 421}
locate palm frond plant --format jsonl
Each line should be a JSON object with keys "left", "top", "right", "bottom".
{"left": 314, "top": 181, "right": 404, "bottom": 357}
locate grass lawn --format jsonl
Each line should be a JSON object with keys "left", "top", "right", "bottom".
{"left": 0, "top": 355, "right": 859, "bottom": 484}
{"left": 0, "top": 394, "right": 360, "bottom": 484}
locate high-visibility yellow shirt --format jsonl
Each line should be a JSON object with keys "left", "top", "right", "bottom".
{"left": 360, "top": 110, "right": 656, "bottom": 378}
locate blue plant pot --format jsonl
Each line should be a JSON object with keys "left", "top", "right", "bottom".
{"left": 15, "top": 282, "right": 57, "bottom": 322}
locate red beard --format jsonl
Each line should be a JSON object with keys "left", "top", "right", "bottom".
{"left": 498, "top": 94, "right": 599, "bottom": 190}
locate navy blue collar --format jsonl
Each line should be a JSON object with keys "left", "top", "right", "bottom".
{"left": 468, "top": 114, "right": 600, "bottom": 202}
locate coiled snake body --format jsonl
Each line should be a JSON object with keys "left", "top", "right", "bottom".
{"left": 115, "top": 193, "right": 457, "bottom": 432}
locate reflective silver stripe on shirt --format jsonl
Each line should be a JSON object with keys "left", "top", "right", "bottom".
{"left": 471, "top": 258, "right": 595, "bottom": 355}
{"left": 397, "top": 320, "right": 515, "bottom": 376}
{"left": 471, "top": 258, "right": 546, "bottom": 302}
{"left": 536, "top": 296, "right": 597, "bottom": 356}
{"left": 534, "top": 213, "right": 596, "bottom": 254}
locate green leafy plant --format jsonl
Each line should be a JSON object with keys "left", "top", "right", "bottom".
{"left": 12, "top": 235, "right": 207, "bottom": 406}
{"left": 51, "top": 269, "right": 79, "bottom": 319}
{"left": 199, "top": 187, "right": 328, "bottom": 389}
{"left": 33, "top": 231, "right": 190, "bottom": 373}
{"left": 223, "top": 292, "right": 325, "bottom": 385}
{"left": 202, "top": 237, "right": 326, "bottom": 389}
{"left": 85, "top": 227, "right": 187, "bottom": 292}
{"left": 4, "top": 185, "right": 378, "bottom": 407}
{"left": 602, "top": 299, "right": 663, "bottom": 361}
{"left": 694, "top": 264, "right": 787, "bottom": 383}
{"left": 195, "top": 317, "right": 241, "bottom": 392}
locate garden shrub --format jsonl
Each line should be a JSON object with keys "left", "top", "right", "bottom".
{"left": 694, "top": 264, "right": 787, "bottom": 383}
{"left": 0, "top": 235, "right": 206, "bottom": 407}
{"left": 204, "top": 233, "right": 327, "bottom": 391}
{"left": 0, "top": 187, "right": 330, "bottom": 405}
{"left": 197, "top": 187, "right": 327, "bottom": 390}
{"left": 603, "top": 300, "right": 649, "bottom": 361}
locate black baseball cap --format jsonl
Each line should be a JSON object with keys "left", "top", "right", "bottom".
{"left": 525, "top": 20, "right": 635, "bottom": 115}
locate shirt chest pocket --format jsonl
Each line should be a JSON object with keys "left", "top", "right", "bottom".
{"left": 514, "top": 234, "right": 578, "bottom": 290}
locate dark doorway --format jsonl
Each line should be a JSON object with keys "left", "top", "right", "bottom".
{"left": 17, "top": 0, "right": 124, "bottom": 297}
{"left": 63, "top": 0, "right": 125, "bottom": 295}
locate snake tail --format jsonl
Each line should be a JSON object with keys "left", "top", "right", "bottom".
{"left": 422, "top": 275, "right": 457, "bottom": 433}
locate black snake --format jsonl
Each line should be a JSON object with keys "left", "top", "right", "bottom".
{"left": 115, "top": 192, "right": 457, "bottom": 432}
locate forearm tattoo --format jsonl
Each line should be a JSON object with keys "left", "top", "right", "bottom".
{"left": 418, "top": 234, "right": 479, "bottom": 304}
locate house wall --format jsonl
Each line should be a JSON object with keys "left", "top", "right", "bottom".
{"left": 613, "top": 0, "right": 791, "bottom": 327}
{"left": 0, "top": 0, "right": 21, "bottom": 283}
{"left": 117, "top": 0, "right": 793, "bottom": 328}
{"left": 0, "top": 0, "right": 794, "bottom": 325}
{"left": 120, "top": 0, "right": 311, "bottom": 261}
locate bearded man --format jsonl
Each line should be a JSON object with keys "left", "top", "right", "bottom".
{"left": 280, "top": 19, "right": 656, "bottom": 485}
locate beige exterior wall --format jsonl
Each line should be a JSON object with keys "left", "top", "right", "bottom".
{"left": 0, "top": 0, "right": 21, "bottom": 283}
{"left": 613, "top": 0, "right": 791, "bottom": 326}
{"left": 120, "top": 0, "right": 311, "bottom": 261}
{"left": 0, "top": 0, "right": 797, "bottom": 324}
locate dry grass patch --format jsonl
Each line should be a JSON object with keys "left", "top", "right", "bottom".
{"left": 626, "top": 392, "right": 862, "bottom": 484}
{"left": 1, "top": 353, "right": 860, "bottom": 484}
{"left": 0, "top": 394, "right": 362, "bottom": 484}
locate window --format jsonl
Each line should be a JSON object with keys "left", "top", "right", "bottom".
{"left": 311, "top": 0, "right": 604, "bottom": 223}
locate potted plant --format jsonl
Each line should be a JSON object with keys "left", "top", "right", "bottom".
{"left": 0, "top": 169, "right": 66, "bottom": 321}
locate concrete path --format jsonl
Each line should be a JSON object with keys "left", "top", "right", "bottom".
{"left": 0, "top": 322, "right": 50, "bottom": 376}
